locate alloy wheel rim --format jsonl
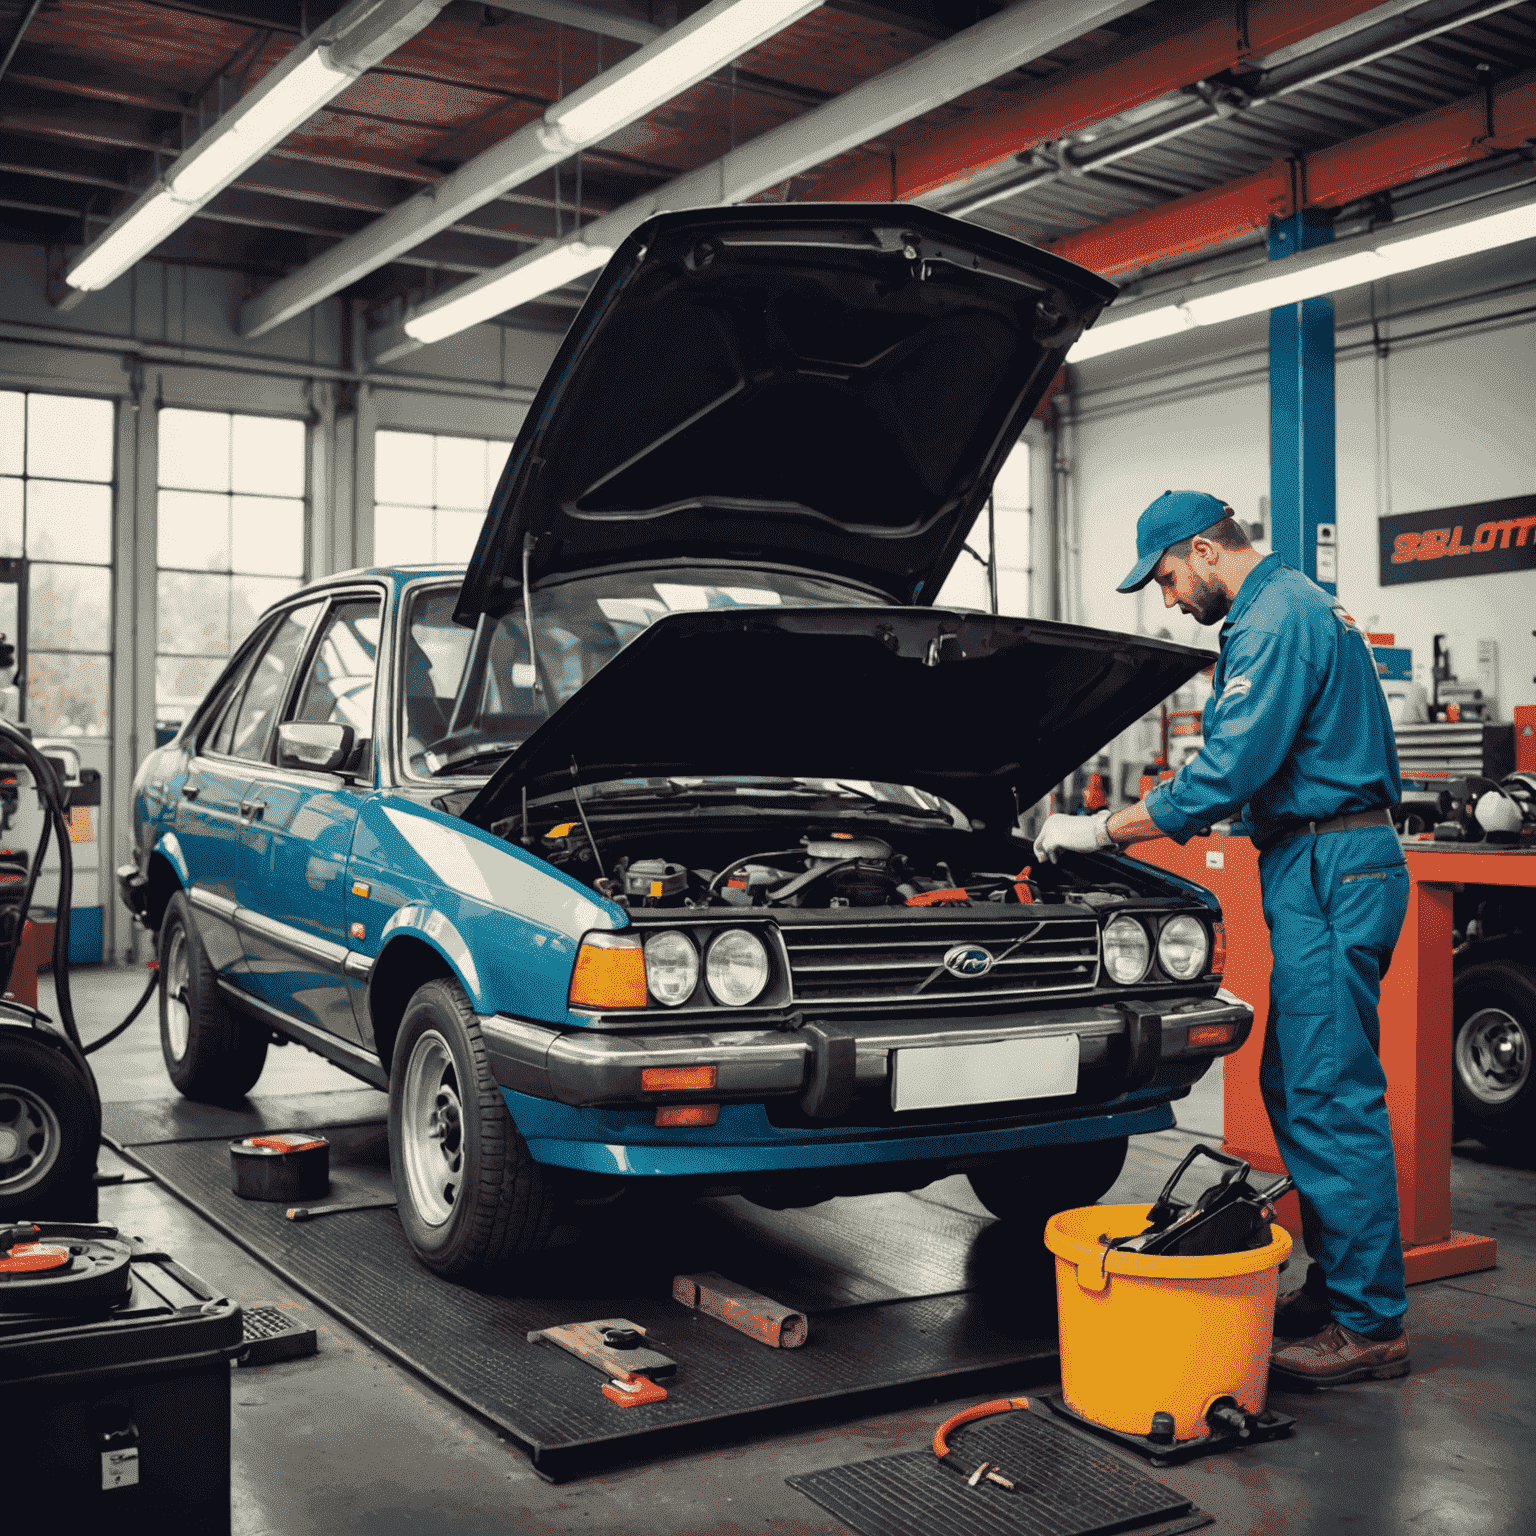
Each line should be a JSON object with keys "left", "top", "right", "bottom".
{"left": 0, "top": 1083, "right": 63, "bottom": 1194}
{"left": 400, "top": 1031, "right": 464, "bottom": 1228}
{"left": 1456, "top": 1007, "right": 1530, "bottom": 1106}
{"left": 164, "top": 926, "right": 191, "bottom": 1062}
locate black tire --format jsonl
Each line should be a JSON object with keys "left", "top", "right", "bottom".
{"left": 968, "top": 1135, "right": 1129, "bottom": 1227}
{"left": 158, "top": 891, "right": 268, "bottom": 1102}
{"left": 1453, "top": 961, "right": 1536, "bottom": 1160}
{"left": 388, "top": 978, "right": 557, "bottom": 1281}
{"left": 0, "top": 1030, "right": 100, "bottom": 1222}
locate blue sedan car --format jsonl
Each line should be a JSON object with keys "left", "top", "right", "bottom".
{"left": 121, "top": 205, "right": 1251, "bottom": 1280}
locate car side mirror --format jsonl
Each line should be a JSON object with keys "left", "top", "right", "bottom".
{"left": 276, "top": 722, "right": 354, "bottom": 773}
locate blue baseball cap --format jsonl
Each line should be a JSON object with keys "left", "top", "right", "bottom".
{"left": 1117, "top": 489, "right": 1232, "bottom": 593}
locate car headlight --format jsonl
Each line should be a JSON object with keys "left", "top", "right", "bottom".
{"left": 643, "top": 931, "right": 698, "bottom": 1006}
{"left": 1101, "top": 916, "right": 1150, "bottom": 985}
{"left": 1157, "top": 914, "right": 1209, "bottom": 980}
{"left": 704, "top": 928, "right": 770, "bottom": 1007}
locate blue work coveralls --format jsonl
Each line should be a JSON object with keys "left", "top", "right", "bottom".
{"left": 1145, "top": 554, "right": 1410, "bottom": 1338}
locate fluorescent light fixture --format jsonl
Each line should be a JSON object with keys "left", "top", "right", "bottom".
{"left": 402, "top": 240, "right": 614, "bottom": 343}
{"left": 170, "top": 49, "right": 352, "bottom": 202}
{"left": 66, "top": 193, "right": 196, "bottom": 291}
{"left": 66, "top": 38, "right": 360, "bottom": 292}
{"left": 1068, "top": 193, "right": 1536, "bottom": 363}
{"left": 549, "top": 0, "right": 819, "bottom": 148}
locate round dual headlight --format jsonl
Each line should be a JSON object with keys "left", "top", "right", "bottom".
{"left": 643, "top": 931, "right": 698, "bottom": 1006}
{"left": 1102, "top": 916, "right": 1150, "bottom": 985}
{"left": 1157, "top": 914, "right": 1210, "bottom": 980}
{"left": 705, "top": 929, "right": 771, "bottom": 1007}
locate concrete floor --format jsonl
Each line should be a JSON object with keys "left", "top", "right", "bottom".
{"left": 51, "top": 966, "right": 1536, "bottom": 1535}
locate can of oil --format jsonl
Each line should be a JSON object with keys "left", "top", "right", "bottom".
{"left": 229, "top": 1133, "right": 329, "bottom": 1202}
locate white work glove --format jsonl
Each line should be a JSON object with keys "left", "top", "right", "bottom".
{"left": 1033, "top": 810, "right": 1112, "bottom": 863}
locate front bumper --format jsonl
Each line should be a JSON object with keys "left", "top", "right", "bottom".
{"left": 481, "top": 990, "right": 1252, "bottom": 1117}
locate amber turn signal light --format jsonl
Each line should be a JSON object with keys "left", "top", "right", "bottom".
{"left": 655, "top": 1104, "right": 720, "bottom": 1128}
{"left": 641, "top": 1064, "right": 718, "bottom": 1093}
{"left": 1188, "top": 1023, "right": 1237, "bottom": 1048}
{"left": 568, "top": 933, "right": 647, "bottom": 1009}
{"left": 1210, "top": 921, "right": 1226, "bottom": 975}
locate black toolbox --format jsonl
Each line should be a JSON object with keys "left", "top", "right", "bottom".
{"left": 0, "top": 1240, "right": 241, "bottom": 1530}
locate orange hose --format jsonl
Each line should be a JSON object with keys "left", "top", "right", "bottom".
{"left": 932, "top": 1396, "right": 1031, "bottom": 1459}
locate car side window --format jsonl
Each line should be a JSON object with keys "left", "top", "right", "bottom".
{"left": 227, "top": 602, "right": 324, "bottom": 762}
{"left": 197, "top": 621, "right": 275, "bottom": 757}
{"left": 290, "top": 597, "right": 382, "bottom": 774}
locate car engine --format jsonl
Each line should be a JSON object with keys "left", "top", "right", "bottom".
{"left": 527, "top": 825, "right": 1146, "bottom": 911}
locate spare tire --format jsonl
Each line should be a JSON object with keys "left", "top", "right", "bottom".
{"left": 1453, "top": 960, "right": 1535, "bottom": 1161}
{"left": 0, "top": 1029, "right": 100, "bottom": 1222}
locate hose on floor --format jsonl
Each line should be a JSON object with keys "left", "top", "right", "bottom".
{"left": 82, "top": 967, "right": 160, "bottom": 1057}
{"left": 932, "top": 1396, "right": 1032, "bottom": 1490}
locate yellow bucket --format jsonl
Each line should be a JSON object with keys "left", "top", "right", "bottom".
{"left": 1044, "top": 1203, "right": 1292, "bottom": 1443}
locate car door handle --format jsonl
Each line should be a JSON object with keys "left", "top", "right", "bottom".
{"left": 181, "top": 784, "right": 200, "bottom": 801}
{"left": 239, "top": 799, "right": 265, "bottom": 821}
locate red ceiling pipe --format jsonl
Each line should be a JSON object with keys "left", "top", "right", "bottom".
{"left": 808, "top": 0, "right": 1385, "bottom": 204}
{"left": 1051, "top": 69, "right": 1536, "bottom": 276}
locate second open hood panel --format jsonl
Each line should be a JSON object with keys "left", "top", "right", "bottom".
{"left": 463, "top": 607, "right": 1211, "bottom": 829}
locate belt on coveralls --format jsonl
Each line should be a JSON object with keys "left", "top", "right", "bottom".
{"left": 1263, "top": 806, "right": 1394, "bottom": 850}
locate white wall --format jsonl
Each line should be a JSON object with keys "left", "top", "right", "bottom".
{"left": 1065, "top": 247, "right": 1536, "bottom": 718}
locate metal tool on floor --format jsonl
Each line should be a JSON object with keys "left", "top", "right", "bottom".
{"left": 527, "top": 1317, "right": 674, "bottom": 1407}
{"left": 285, "top": 1195, "right": 397, "bottom": 1222}
{"left": 672, "top": 1271, "right": 808, "bottom": 1347}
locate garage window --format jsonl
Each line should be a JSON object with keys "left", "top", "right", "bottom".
{"left": 155, "top": 409, "right": 307, "bottom": 731}
{"left": 373, "top": 431, "right": 512, "bottom": 565}
{"left": 0, "top": 389, "right": 116, "bottom": 735}
{"left": 935, "top": 440, "right": 1032, "bottom": 614}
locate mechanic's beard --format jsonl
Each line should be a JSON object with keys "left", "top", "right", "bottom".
{"left": 1185, "top": 574, "right": 1231, "bottom": 625}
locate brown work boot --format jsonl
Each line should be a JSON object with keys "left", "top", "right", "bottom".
{"left": 1270, "top": 1322, "right": 1410, "bottom": 1386}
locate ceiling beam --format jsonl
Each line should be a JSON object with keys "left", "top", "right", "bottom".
{"left": 240, "top": 0, "right": 824, "bottom": 338}
{"left": 807, "top": 0, "right": 1394, "bottom": 203}
{"left": 0, "top": 0, "right": 43, "bottom": 87}
{"left": 371, "top": 0, "right": 1153, "bottom": 360}
{"left": 1049, "top": 66, "right": 1536, "bottom": 276}
{"left": 491, "top": 1, "right": 662, "bottom": 46}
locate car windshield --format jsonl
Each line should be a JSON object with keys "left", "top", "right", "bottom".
{"left": 400, "top": 567, "right": 883, "bottom": 781}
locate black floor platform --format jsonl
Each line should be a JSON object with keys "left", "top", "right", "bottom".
{"left": 787, "top": 1406, "right": 1212, "bottom": 1536}
{"left": 116, "top": 1116, "right": 1062, "bottom": 1480}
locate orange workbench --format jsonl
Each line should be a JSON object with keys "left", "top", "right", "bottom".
{"left": 1132, "top": 836, "right": 1524, "bottom": 1284}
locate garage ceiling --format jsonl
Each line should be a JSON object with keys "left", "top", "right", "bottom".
{"left": 1, "top": 0, "right": 1532, "bottom": 339}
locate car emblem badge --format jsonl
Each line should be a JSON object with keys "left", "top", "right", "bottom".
{"left": 942, "top": 944, "right": 994, "bottom": 979}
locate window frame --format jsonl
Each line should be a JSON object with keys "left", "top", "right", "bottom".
{"left": 279, "top": 588, "right": 386, "bottom": 781}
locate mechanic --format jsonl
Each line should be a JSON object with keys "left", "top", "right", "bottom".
{"left": 1035, "top": 489, "right": 1412, "bottom": 1387}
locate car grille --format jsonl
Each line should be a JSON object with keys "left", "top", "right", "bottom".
{"left": 781, "top": 914, "right": 1101, "bottom": 1006}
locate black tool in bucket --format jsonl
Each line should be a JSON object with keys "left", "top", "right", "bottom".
{"left": 1108, "top": 1144, "right": 1294, "bottom": 1258}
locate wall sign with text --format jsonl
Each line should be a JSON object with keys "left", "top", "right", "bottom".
{"left": 1379, "top": 495, "right": 1536, "bottom": 586}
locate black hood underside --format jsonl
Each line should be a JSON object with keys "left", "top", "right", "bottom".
{"left": 464, "top": 607, "right": 1211, "bottom": 831}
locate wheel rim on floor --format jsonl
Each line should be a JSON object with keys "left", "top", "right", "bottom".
{"left": 164, "top": 925, "right": 191, "bottom": 1062}
{"left": 400, "top": 1030, "right": 464, "bottom": 1227}
{"left": 1456, "top": 1007, "right": 1530, "bottom": 1106}
{"left": 0, "top": 1082, "right": 63, "bottom": 1196}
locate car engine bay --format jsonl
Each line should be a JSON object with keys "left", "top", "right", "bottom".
{"left": 518, "top": 822, "right": 1164, "bottom": 912}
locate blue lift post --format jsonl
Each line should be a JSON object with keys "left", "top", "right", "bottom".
{"left": 1268, "top": 210, "right": 1337, "bottom": 596}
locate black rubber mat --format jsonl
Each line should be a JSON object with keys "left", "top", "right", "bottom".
{"left": 787, "top": 1408, "right": 1212, "bottom": 1536}
{"left": 103, "top": 1087, "right": 389, "bottom": 1146}
{"left": 126, "top": 1130, "right": 1061, "bottom": 1479}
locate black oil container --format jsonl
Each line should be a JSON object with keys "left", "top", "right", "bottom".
{"left": 0, "top": 1242, "right": 241, "bottom": 1531}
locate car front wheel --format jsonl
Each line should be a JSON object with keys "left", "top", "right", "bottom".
{"left": 967, "top": 1135, "right": 1129, "bottom": 1228}
{"left": 388, "top": 978, "right": 557, "bottom": 1280}
{"left": 1453, "top": 961, "right": 1535, "bottom": 1160}
{"left": 159, "top": 891, "right": 268, "bottom": 1102}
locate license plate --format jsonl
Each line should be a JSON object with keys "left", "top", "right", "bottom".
{"left": 891, "top": 1034, "right": 1080, "bottom": 1113}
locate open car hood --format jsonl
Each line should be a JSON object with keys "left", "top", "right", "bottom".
{"left": 454, "top": 205, "right": 1116, "bottom": 624}
{"left": 463, "top": 608, "right": 1211, "bottom": 830}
